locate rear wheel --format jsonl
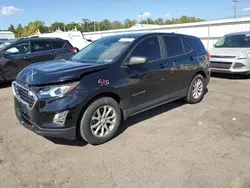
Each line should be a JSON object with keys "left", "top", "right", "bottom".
{"left": 79, "top": 97, "right": 121, "bottom": 145}
{"left": 185, "top": 74, "right": 205, "bottom": 104}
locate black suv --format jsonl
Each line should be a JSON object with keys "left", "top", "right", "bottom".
{"left": 0, "top": 37, "right": 77, "bottom": 83}
{"left": 12, "top": 33, "right": 210, "bottom": 145}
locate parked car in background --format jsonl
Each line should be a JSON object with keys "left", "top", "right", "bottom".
{"left": 12, "top": 33, "right": 210, "bottom": 145}
{"left": 210, "top": 32, "right": 250, "bottom": 75}
{"left": 0, "top": 37, "right": 78, "bottom": 83}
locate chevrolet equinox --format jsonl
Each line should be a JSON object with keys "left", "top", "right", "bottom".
{"left": 12, "top": 33, "right": 210, "bottom": 145}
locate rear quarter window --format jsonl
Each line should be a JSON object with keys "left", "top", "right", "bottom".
{"left": 51, "top": 41, "right": 65, "bottom": 49}
{"left": 182, "top": 39, "right": 192, "bottom": 53}
{"left": 184, "top": 37, "right": 206, "bottom": 53}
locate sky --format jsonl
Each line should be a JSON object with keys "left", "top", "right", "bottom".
{"left": 0, "top": 0, "right": 250, "bottom": 29}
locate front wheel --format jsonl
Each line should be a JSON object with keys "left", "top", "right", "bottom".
{"left": 79, "top": 97, "right": 121, "bottom": 145}
{"left": 185, "top": 74, "right": 205, "bottom": 104}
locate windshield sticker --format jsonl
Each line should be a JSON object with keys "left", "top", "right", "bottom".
{"left": 119, "top": 38, "right": 135, "bottom": 42}
{"left": 98, "top": 79, "right": 110, "bottom": 86}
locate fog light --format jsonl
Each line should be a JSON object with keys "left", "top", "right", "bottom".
{"left": 234, "top": 63, "right": 246, "bottom": 69}
{"left": 53, "top": 111, "right": 68, "bottom": 125}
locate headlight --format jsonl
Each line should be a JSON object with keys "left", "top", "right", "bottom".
{"left": 38, "top": 82, "right": 79, "bottom": 98}
{"left": 238, "top": 52, "right": 250, "bottom": 59}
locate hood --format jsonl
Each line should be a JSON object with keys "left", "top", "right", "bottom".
{"left": 16, "top": 59, "right": 110, "bottom": 85}
{"left": 209, "top": 47, "right": 250, "bottom": 57}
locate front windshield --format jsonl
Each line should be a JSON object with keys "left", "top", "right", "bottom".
{"left": 215, "top": 34, "right": 250, "bottom": 48}
{"left": 71, "top": 36, "right": 134, "bottom": 63}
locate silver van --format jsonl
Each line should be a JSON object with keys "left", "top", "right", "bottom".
{"left": 210, "top": 32, "right": 250, "bottom": 75}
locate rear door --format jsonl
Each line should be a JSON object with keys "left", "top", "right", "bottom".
{"left": 29, "top": 40, "right": 56, "bottom": 63}
{"left": 2, "top": 41, "right": 32, "bottom": 80}
{"left": 162, "top": 35, "right": 199, "bottom": 93}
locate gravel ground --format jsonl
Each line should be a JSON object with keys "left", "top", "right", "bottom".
{"left": 0, "top": 77, "right": 250, "bottom": 188}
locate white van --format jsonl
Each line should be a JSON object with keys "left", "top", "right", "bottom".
{"left": 34, "top": 30, "right": 91, "bottom": 50}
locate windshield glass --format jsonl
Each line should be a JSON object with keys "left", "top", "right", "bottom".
{"left": 71, "top": 36, "right": 134, "bottom": 63}
{"left": 215, "top": 34, "right": 250, "bottom": 48}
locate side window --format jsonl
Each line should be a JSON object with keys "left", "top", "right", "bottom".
{"left": 32, "top": 40, "right": 52, "bottom": 52}
{"left": 163, "top": 36, "right": 184, "bottom": 57}
{"left": 5, "top": 42, "right": 30, "bottom": 56}
{"left": 182, "top": 38, "right": 192, "bottom": 53}
{"left": 184, "top": 37, "right": 206, "bottom": 52}
{"left": 51, "top": 41, "right": 65, "bottom": 49}
{"left": 130, "top": 36, "right": 161, "bottom": 62}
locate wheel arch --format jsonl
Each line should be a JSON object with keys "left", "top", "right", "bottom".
{"left": 195, "top": 70, "right": 207, "bottom": 79}
{"left": 75, "top": 91, "right": 125, "bottom": 140}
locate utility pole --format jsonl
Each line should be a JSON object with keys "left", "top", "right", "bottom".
{"left": 139, "top": 13, "right": 143, "bottom": 26}
{"left": 94, "top": 21, "right": 96, "bottom": 32}
{"left": 233, "top": 0, "right": 238, "bottom": 19}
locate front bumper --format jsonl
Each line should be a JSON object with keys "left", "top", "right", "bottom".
{"left": 12, "top": 82, "right": 87, "bottom": 140}
{"left": 211, "top": 67, "right": 250, "bottom": 75}
{"left": 210, "top": 57, "right": 250, "bottom": 74}
{"left": 14, "top": 98, "right": 77, "bottom": 140}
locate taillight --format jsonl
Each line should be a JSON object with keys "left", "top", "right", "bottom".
{"left": 68, "top": 48, "right": 78, "bottom": 54}
{"left": 206, "top": 53, "right": 211, "bottom": 61}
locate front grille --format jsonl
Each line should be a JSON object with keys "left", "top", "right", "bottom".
{"left": 19, "top": 110, "right": 33, "bottom": 127}
{"left": 14, "top": 84, "right": 35, "bottom": 108}
{"left": 210, "top": 61, "right": 232, "bottom": 69}
{"left": 211, "top": 55, "right": 236, "bottom": 59}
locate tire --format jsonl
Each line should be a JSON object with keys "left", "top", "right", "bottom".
{"left": 185, "top": 74, "right": 205, "bottom": 104}
{"left": 79, "top": 97, "right": 121, "bottom": 145}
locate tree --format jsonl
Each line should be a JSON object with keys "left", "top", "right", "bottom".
{"left": 140, "top": 18, "right": 154, "bottom": 24}
{"left": 82, "top": 19, "right": 90, "bottom": 32}
{"left": 15, "top": 24, "right": 23, "bottom": 37}
{"left": 87, "top": 21, "right": 98, "bottom": 32}
{"left": 6, "top": 15, "right": 205, "bottom": 37}
{"left": 65, "top": 22, "right": 82, "bottom": 31}
{"left": 155, "top": 18, "right": 164, "bottom": 25}
{"left": 50, "top": 22, "right": 65, "bottom": 31}
{"left": 8, "top": 24, "right": 15, "bottom": 34}
{"left": 124, "top": 19, "right": 137, "bottom": 28}
{"left": 22, "top": 21, "right": 48, "bottom": 36}
{"left": 111, "top": 21, "right": 124, "bottom": 29}
{"left": 99, "top": 19, "right": 112, "bottom": 30}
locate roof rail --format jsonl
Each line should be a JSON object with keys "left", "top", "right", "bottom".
{"left": 29, "top": 36, "right": 39, "bottom": 38}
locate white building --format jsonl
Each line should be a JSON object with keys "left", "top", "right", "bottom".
{"left": 0, "top": 31, "right": 15, "bottom": 40}
{"left": 82, "top": 17, "right": 250, "bottom": 50}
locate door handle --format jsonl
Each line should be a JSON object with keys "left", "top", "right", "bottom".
{"left": 190, "top": 56, "right": 194, "bottom": 61}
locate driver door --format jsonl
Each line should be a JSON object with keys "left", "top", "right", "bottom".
{"left": 3, "top": 41, "right": 32, "bottom": 80}
{"left": 118, "top": 36, "right": 166, "bottom": 112}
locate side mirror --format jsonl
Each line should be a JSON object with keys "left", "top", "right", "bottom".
{"left": 125, "top": 56, "right": 148, "bottom": 66}
{"left": 213, "top": 43, "right": 216, "bottom": 47}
